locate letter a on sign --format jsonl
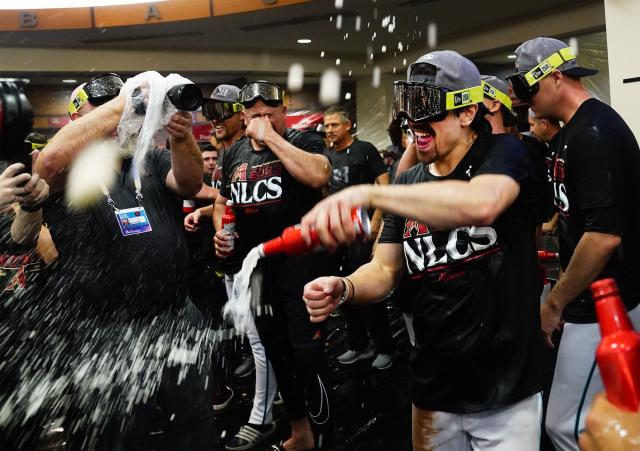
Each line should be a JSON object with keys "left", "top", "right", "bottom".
{"left": 145, "top": 4, "right": 162, "bottom": 21}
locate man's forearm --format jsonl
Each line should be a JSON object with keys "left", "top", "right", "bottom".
{"left": 264, "top": 132, "right": 330, "bottom": 189}
{"left": 368, "top": 175, "right": 517, "bottom": 230}
{"left": 170, "top": 135, "right": 203, "bottom": 197}
{"left": 36, "top": 98, "right": 124, "bottom": 191}
{"left": 547, "top": 232, "right": 620, "bottom": 310}
{"left": 11, "top": 209, "right": 42, "bottom": 245}
{"left": 194, "top": 184, "right": 218, "bottom": 201}
{"left": 347, "top": 259, "right": 398, "bottom": 305}
{"left": 197, "top": 204, "right": 214, "bottom": 218}
{"left": 213, "top": 199, "right": 226, "bottom": 231}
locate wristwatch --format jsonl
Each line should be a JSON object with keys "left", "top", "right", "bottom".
{"left": 338, "top": 277, "right": 351, "bottom": 307}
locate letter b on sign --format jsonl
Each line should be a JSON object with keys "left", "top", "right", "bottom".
{"left": 20, "top": 12, "right": 38, "bottom": 28}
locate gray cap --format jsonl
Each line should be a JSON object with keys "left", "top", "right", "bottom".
{"left": 514, "top": 37, "right": 597, "bottom": 77}
{"left": 210, "top": 84, "right": 240, "bottom": 102}
{"left": 481, "top": 75, "right": 510, "bottom": 98}
{"left": 407, "top": 50, "right": 481, "bottom": 91}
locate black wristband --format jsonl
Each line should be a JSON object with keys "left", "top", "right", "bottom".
{"left": 20, "top": 201, "right": 44, "bottom": 212}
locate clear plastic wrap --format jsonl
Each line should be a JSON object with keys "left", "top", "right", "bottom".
{"left": 117, "top": 71, "right": 195, "bottom": 166}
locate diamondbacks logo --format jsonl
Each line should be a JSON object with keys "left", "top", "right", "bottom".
{"left": 231, "top": 163, "right": 248, "bottom": 182}
{"left": 403, "top": 219, "right": 430, "bottom": 239}
{"left": 231, "top": 161, "right": 283, "bottom": 207}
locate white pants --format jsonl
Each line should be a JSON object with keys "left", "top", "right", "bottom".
{"left": 225, "top": 275, "right": 278, "bottom": 425}
{"left": 545, "top": 303, "right": 640, "bottom": 451}
{"left": 412, "top": 393, "right": 542, "bottom": 451}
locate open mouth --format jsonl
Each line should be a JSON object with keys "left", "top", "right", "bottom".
{"left": 411, "top": 125, "right": 435, "bottom": 149}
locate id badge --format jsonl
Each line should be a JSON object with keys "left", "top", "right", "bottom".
{"left": 115, "top": 207, "right": 152, "bottom": 236}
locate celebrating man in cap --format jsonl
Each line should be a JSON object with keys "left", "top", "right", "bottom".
{"left": 509, "top": 36, "right": 640, "bottom": 450}
{"left": 302, "top": 51, "right": 545, "bottom": 450}
{"left": 214, "top": 81, "right": 333, "bottom": 451}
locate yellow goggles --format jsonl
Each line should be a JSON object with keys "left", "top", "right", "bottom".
{"left": 524, "top": 47, "right": 576, "bottom": 87}
{"left": 31, "top": 141, "right": 46, "bottom": 151}
{"left": 481, "top": 81, "right": 513, "bottom": 111}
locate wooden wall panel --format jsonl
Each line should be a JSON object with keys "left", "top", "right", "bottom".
{"left": 213, "top": 0, "right": 310, "bottom": 17}
{"left": 0, "top": 8, "right": 91, "bottom": 31}
{"left": 94, "top": 0, "right": 210, "bottom": 28}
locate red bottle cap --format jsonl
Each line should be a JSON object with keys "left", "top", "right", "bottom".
{"left": 592, "top": 278, "right": 633, "bottom": 336}
{"left": 591, "top": 278, "right": 618, "bottom": 300}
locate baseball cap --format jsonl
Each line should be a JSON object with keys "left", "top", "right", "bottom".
{"left": 210, "top": 84, "right": 240, "bottom": 103}
{"left": 514, "top": 37, "right": 598, "bottom": 78}
{"left": 481, "top": 75, "right": 514, "bottom": 111}
{"left": 394, "top": 50, "right": 483, "bottom": 122}
{"left": 408, "top": 50, "right": 482, "bottom": 91}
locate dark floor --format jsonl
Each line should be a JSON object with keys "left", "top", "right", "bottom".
{"left": 212, "top": 305, "right": 414, "bottom": 451}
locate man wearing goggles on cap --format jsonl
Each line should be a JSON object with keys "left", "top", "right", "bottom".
{"left": 32, "top": 74, "right": 215, "bottom": 449}
{"left": 67, "top": 73, "right": 123, "bottom": 120}
{"left": 214, "top": 81, "right": 332, "bottom": 451}
{"left": 190, "top": 84, "right": 280, "bottom": 451}
{"left": 481, "top": 75, "right": 552, "bottom": 235}
{"left": 302, "top": 51, "right": 545, "bottom": 450}
{"left": 510, "top": 37, "right": 640, "bottom": 451}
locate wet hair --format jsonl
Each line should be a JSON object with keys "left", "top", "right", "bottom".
{"left": 388, "top": 118, "right": 403, "bottom": 147}
{"left": 453, "top": 103, "right": 492, "bottom": 136}
{"left": 324, "top": 105, "right": 350, "bottom": 124}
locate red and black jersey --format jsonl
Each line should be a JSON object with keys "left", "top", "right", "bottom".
{"left": 219, "top": 130, "right": 325, "bottom": 261}
{"left": 379, "top": 133, "right": 544, "bottom": 414}
{"left": 549, "top": 98, "right": 640, "bottom": 323}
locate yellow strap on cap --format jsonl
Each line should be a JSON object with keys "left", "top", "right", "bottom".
{"left": 31, "top": 142, "right": 46, "bottom": 151}
{"left": 68, "top": 88, "right": 89, "bottom": 116}
{"left": 445, "top": 85, "right": 484, "bottom": 110}
{"left": 524, "top": 47, "right": 576, "bottom": 86}
{"left": 481, "top": 81, "right": 513, "bottom": 111}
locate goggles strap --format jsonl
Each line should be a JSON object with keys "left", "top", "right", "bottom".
{"left": 524, "top": 47, "right": 576, "bottom": 86}
{"left": 481, "top": 81, "right": 513, "bottom": 111}
{"left": 444, "top": 85, "right": 484, "bottom": 110}
{"left": 68, "top": 88, "right": 89, "bottom": 116}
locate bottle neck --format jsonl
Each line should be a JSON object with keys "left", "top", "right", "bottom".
{"left": 596, "top": 295, "right": 633, "bottom": 336}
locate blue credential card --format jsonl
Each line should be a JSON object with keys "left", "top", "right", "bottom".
{"left": 115, "top": 207, "right": 152, "bottom": 236}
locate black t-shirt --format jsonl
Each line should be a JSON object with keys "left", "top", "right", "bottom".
{"left": 521, "top": 134, "right": 554, "bottom": 223}
{"left": 324, "top": 140, "right": 387, "bottom": 194}
{"left": 550, "top": 98, "right": 640, "bottom": 323}
{"left": 379, "top": 133, "right": 544, "bottom": 413}
{"left": 185, "top": 173, "right": 215, "bottom": 266}
{"left": 220, "top": 129, "right": 326, "bottom": 260}
{"left": 44, "top": 148, "right": 190, "bottom": 318}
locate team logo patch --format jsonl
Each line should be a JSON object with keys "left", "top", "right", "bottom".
{"left": 403, "top": 219, "right": 430, "bottom": 239}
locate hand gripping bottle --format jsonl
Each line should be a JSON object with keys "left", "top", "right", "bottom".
{"left": 221, "top": 200, "right": 236, "bottom": 253}
{"left": 258, "top": 207, "right": 371, "bottom": 257}
{"left": 591, "top": 278, "right": 640, "bottom": 412}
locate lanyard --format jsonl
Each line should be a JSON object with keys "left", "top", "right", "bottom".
{"left": 100, "top": 163, "right": 144, "bottom": 211}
